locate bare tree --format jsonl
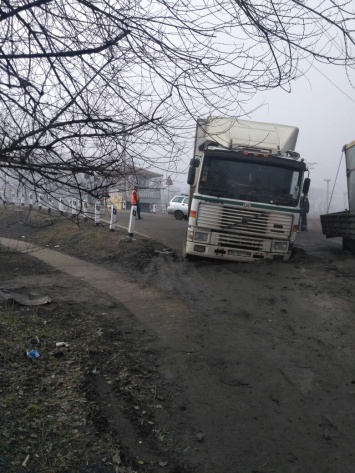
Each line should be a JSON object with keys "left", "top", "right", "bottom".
{"left": 0, "top": 0, "right": 354, "bottom": 201}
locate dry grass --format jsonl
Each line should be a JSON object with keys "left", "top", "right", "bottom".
{"left": 0, "top": 207, "right": 166, "bottom": 266}
{"left": 0, "top": 299, "right": 130, "bottom": 473}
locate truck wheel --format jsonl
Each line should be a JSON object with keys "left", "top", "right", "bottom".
{"left": 175, "top": 210, "right": 184, "bottom": 220}
{"left": 343, "top": 237, "right": 355, "bottom": 254}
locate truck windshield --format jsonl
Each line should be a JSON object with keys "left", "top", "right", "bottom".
{"left": 198, "top": 155, "right": 303, "bottom": 207}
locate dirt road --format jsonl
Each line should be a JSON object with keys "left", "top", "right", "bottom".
{"left": 1, "top": 212, "right": 355, "bottom": 473}
{"left": 135, "top": 224, "right": 355, "bottom": 472}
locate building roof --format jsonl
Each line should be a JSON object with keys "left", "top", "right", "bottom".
{"left": 129, "top": 167, "right": 163, "bottom": 179}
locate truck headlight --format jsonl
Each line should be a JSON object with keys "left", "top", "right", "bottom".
{"left": 187, "top": 229, "right": 194, "bottom": 240}
{"left": 272, "top": 241, "right": 289, "bottom": 252}
{"left": 194, "top": 231, "right": 209, "bottom": 242}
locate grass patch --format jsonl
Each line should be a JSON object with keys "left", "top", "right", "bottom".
{"left": 0, "top": 300, "right": 132, "bottom": 473}
{"left": 0, "top": 207, "right": 166, "bottom": 268}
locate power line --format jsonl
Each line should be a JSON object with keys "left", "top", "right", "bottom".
{"left": 304, "top": 58, "right": 355, "bottom": 104}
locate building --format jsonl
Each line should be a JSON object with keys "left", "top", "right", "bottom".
{"left": 108, "top": 168, "right": 163, "bottom": 213}
{"left": 1, "top": 167, "right": 164, "bottom": 214}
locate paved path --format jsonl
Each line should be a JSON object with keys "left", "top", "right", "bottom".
{"left": 0, "top": 237, "right": 195, "bottom": 349}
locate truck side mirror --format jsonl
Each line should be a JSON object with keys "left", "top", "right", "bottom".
{"left": 187, "top": 158, "right": 200, "bottom": 185}
{"left": 192, "top": 158, "right": 200, "bottom": 168}
{"left": 302, "top": 178, "right": 310, "bottom": 195}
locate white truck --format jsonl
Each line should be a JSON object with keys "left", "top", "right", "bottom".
{"left": 320, "top": 140, "right": 355, "bottom": 254}
{"left": 184, "top": 117, "right": 310, "bottom": 262}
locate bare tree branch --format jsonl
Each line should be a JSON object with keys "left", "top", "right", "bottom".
{"left": 0, "top": 0, "right": 353, "bottom": 200}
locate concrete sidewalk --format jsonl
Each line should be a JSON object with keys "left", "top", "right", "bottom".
{"left": 0, "top": 237, "right": 194, "bottom": 349}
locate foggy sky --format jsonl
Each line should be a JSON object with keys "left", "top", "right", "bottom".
{"left": 250, "top": 62, "right": 354, "bottom": 212}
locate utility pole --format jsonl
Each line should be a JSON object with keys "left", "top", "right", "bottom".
{"left": 324, "top": 179, "right": 331, "bottom": 213}
{"left": 344, "top": 192, "right": 348, "bottom": 210}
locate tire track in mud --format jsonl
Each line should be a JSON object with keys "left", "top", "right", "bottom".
{"left": 139, "top": 248, "right": 355, "bottom": 472}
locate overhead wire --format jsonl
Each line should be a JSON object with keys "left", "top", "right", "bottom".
{"left": 303, "top": 57, "right": 355, "bottom": 104}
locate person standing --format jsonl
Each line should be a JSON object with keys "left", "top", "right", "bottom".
{"left": 299, "top": 194, "right": 309, "bottom": 231}
{"left": 131, "top": 186, "right": 142, "bottom": 219}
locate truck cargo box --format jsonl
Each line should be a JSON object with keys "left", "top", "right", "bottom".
{"left": 195, "top": 117, "right": 299, "bottom": 157}
{"left": 321, "top": 140, "right": 355, "bottom": 254}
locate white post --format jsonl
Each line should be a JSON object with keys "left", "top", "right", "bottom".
{"left": 152, "top": 204, "right": 156, "bottom": 214}
{"left": 29, "top": 193, "right": 34, "bottom": 208}
{"left": 20, "top": 189, "right": 25, "bottom": 206}
{"left": 110, "top": 205, "right": 117, "bottom": 231}
{"left": 71, "top": 198, "right": 77, "bottom": 216}
{"left": 95, "top": 201, "right": 101, "bottom": 226}
{"left": 11, "top": 192, "right": 16, "bottom": 205}
{"left": 38, "top": 194, "right": 43, "bottom": 209}
{"left": 128, "top": 205, "right": 137, "bottom": 239}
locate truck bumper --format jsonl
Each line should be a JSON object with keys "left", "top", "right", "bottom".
{"left": 185, "top": 240, "right": 291, "bottom": 262}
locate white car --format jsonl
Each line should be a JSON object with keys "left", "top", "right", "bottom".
{"left": 167, "top": 195, "right": 189, "bottom": 220}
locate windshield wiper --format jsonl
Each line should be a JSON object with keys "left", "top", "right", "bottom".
{"left": 272, "top": 199, "right": 292, "bottom": 206}
{"left": 259, "top": 188, "right": 295, "bottom": 204}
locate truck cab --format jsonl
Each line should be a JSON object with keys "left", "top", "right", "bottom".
{"left": 184, "top": 117, "right": 310, "bottom": 262}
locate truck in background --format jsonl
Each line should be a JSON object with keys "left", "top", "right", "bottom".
{"left": 184, "top": 117, "right": 310, "bottom": 262}
{"left": 320, "top": 140, "right": 355, "bottom": 254}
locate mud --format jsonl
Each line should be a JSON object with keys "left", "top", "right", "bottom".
{"left": 1, "top": 209, "right": 355, "bottom": 473}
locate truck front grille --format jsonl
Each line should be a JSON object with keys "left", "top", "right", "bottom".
{"left": 196, "top": 202, "right": 293, "bottom": 251}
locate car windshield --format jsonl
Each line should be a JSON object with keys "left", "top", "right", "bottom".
{"left": 171, "top": 196, "right": 185, "bottom": 203}
{"left": 198, "top": 155, "right": 303, "bottom": 207}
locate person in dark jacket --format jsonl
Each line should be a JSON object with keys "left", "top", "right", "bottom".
{"left": 300, "top": 194, "right": 310, "bottom": 231}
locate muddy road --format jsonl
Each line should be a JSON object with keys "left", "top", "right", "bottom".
{"left": 133, "top": 222, "right": 355, "bottom": 472}
{"left": 1, "top": 211, "right": 355, "bottom": 473}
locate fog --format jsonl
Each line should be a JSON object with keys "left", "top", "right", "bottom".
{"left": 249, "top": 62, "right": 354, "bottom": 214}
